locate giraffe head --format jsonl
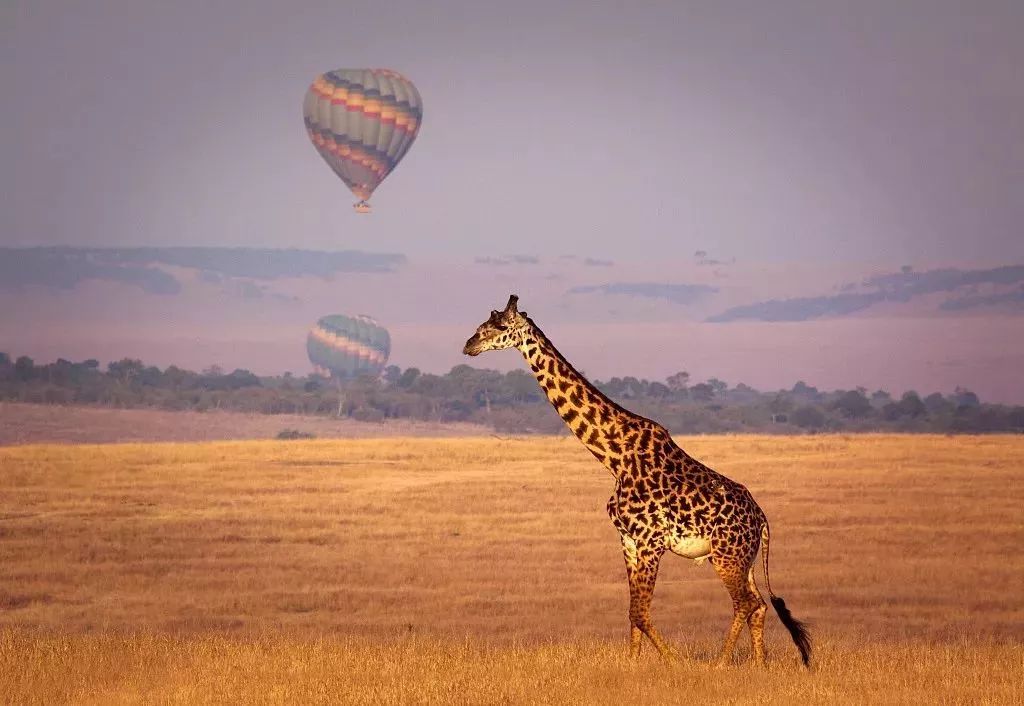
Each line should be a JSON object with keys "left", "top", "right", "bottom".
{"left": 463, "top": 294, "right": 530, "bottom": 356}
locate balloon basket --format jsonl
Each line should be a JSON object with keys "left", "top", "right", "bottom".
{"left": 353, "top": 201, "right": 372, "bottom": 214}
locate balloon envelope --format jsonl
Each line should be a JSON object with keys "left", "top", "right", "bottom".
{"left": 304, "top": 68, "right": 423, "bottom": 211}
{"left": 307, "top": 314, "right": 391, "bottom": 379}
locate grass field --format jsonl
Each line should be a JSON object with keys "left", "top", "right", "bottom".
{"left": 0, "top": 402, "right": 490, "bottom": 445}
{"left": 1, "top": 435, "right": 1022, "bottom": 703}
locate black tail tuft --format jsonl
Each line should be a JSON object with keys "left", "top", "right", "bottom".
{"left": 770, "top": 595, "right": 812, "bottom": 667}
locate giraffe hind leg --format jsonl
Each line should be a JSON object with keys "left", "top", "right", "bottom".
{"left": 712, "top": 558, "right": 765, "bottom": 667}
{"left": 746, "top": 567, "right": 768, "bottom": 666}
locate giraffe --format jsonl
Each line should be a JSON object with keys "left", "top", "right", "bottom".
{"left": 463, "top": 295, "right": 811, "bottom": 667}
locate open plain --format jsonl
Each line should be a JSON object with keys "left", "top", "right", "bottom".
{"left": 1, "top": 434, "right": 1022, "bottom": 704}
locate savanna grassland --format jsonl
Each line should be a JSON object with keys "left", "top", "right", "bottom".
{"left": 0, "top": 402, "right": 489, "bottom": 446}
{"left": 1, "top": 435, "right": 1022, "bottom": 704}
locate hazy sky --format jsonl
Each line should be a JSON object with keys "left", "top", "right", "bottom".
{"left": 4, "top": 1, "right": 1022, "bottom": 265}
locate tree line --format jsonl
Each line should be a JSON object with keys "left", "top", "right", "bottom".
{"left": 1, "top": 352, "right": 1022, "bottom": 435}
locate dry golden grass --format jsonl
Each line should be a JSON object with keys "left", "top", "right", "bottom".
{"left": 1, "top": 435, "right": 1023, "bottom": 703}
{"left": 2, "top": 633, "right": 1020, "bottom": 705}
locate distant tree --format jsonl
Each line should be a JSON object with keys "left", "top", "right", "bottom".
{"left": 950, "top": 404, "right": 1007, "bottom": 433}
{"left": 447, "top": 364, "right": 475, "bottom": 380}
{"left": 870, "top": 389, "right": 892, "bottom": 407}
{"left": 409, "top": 372, "right": 447, "bottom": 397}
{"left": 504, "top": 369, "right": 542, "bottom": 403}
{"left": 139, "top": 366, "right": 164, "bottom": 387}
{"left": 620, "top": 376, "right": 644, "bottom": 398}
{"left": 769, "top": 394, "right": 794, "bottom": 414}
{"left": 601, "top": 377, "right": 626, "bottom": 397}
{"left": 162, "top": 365, "right": 196, "bottom": 390}
{"left": 0, "top": 352, "right": 12, "bottom": 367}
{"left": 647, "top": 381, "right": 671, "bottom": 398}
{"left": 791, "top": 405, "right": 826, "bottom": 429}
{"left": 383, "top": 365, "right": 402, "bottom": 386}
{"left": 690, "top": 382, "right": 715, "bottom": 402}
{"left": 791, "top": 381, "right": 820, "bottom": 402}
{"left": 397, "top": 367, "right": 421, "bottom": 389}
{"left": 14, "top": 355, "right": 35, "bottom": 381}
{"left": 223, "top": 369, "right": 261, "bottom": 389}
{"left": 666, "top": 371, "right": 690, "bottom": 392}
{"left": 107, "top": 358, "right": 145, "bottom": 383}
{"left": 831, "top": 390, "right": 873, "bottom": 419}
{"left": 446, "top": 364, "right": 502, "bottom": 412}
{"left": 952, "top": 387, "right": 980, "bottom": 409}
{"left": 46, "top": 358, "right": 78, "bottom": 386}
{"left": 707, "top": 378, "right": 728, "bottom": 397}
{"left": 897, "top": 391, "right": 927, "bottom": 418}
{"left": 1008, "top": 406, "right": 1024, "bottom": 430}
{"left": 924, "top": 392, "right": 952, "bottom": 415}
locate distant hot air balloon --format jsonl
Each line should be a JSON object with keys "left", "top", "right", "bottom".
{"left": 304, "top": 68, "right": 423, "bottom": 213}
{"left": 307, "top": 314, "right": 391, "bottom": 379}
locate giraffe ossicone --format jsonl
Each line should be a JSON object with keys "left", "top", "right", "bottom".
{"left": 463, "top": 294, "right": 812, "bottom": 668}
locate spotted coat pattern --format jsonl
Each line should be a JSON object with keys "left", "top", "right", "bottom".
{"left": 464, "top": 296, "right": 811, "bottom": 667}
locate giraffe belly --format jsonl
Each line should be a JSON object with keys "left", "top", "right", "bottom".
{"left": 667, "top": 534, "right": 712, "bottom": 559}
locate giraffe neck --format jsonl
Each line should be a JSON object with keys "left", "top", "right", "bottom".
{"left": 517, "top": 319, "right": 647, "bottom": 475}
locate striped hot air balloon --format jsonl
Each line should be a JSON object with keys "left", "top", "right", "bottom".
{"left": 306, "top": 314, "right": 391, "bottom": 379}
{"left": 304, "top": 68, "right": 423, "bottom": 213}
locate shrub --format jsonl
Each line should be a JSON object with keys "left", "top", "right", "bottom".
{"left": 351, "top": 407, "right": 385, "bottom": 423}
{"left": 276, "top": 429, "right": 316, "bottom": 440}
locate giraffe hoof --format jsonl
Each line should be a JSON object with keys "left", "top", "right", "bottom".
{"left": 659, "top": 649, "right": 681, "bottom": 665}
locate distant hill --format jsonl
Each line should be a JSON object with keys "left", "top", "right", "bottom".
{"left": 0, "top": 247, "right": 406, "bottom": 295}
{"left": 707, "top": 265, "right": 1024, "bottom": 322}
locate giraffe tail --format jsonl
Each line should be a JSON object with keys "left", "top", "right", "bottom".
{"left": 761, "top": 522, "right": 812, "bottom": 667}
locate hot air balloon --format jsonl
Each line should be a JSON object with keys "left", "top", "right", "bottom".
{"left": 307, "top": 314, "right": 391, "bottom": 379}
{"left": 304, "top": 68, "right": 423, "bottom": 213}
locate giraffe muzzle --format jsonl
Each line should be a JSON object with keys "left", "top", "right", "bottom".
{"left": 463, "top": 336, "right": 482, "bottom": 356}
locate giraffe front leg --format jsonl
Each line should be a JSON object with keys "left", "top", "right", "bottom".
{"left": 629, "top": 625, "right": 643, "bottom": 658}
{"left": 621, "top": 535, "right": 676, "bottom": 662}
{"left": 620, "top": 534, "right": 644, "bottom": 657}
{"left": 618, "top": 532, "right": 643, "bottom": 655}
